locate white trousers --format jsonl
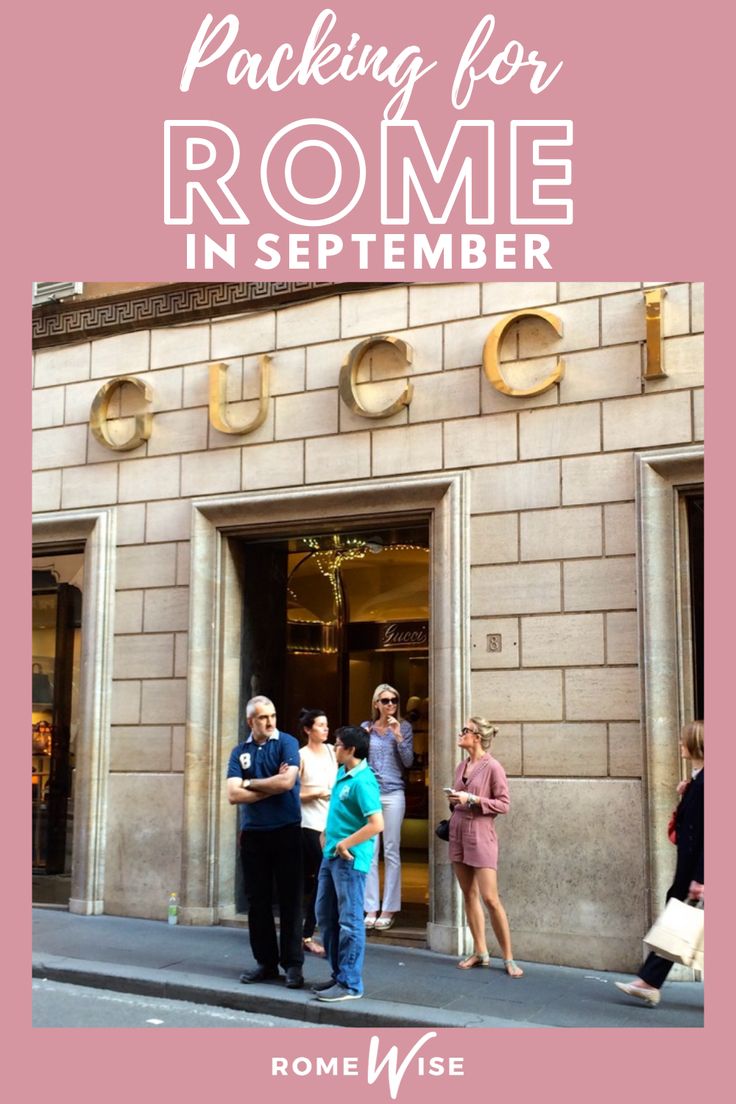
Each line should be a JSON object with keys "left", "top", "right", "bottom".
{"left": 364, "top": 790, "right": 405, "bottom": 914}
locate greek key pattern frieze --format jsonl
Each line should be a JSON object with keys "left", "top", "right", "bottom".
{"left": 32, "top": 282, "right": 388, "bottom": 349}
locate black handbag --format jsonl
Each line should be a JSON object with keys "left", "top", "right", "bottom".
{"left": 32, "top": 663, "right": 53, "bottom": 703}
{"left": 435, "top": 818, "right": 450, "bottom": 841}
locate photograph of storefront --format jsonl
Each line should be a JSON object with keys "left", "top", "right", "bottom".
{"left": 31, "top": 280, "right": 703, "bottom": 973}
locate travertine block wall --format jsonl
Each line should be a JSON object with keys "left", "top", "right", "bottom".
{"left": 32, "top": 281, "right": 704, "bottom": 960}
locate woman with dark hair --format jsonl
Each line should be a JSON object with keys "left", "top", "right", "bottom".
{"left": 298, "top": 708, "right": 337, "bottom": 957}
{"left": 362, "top": 683, "right": 413, "bottom": 931}
{"left": 448, "top": 716, "right": 523, "bottom": 977}
{"left": 615, "top": 720, "right": 704, "bottom": 1006}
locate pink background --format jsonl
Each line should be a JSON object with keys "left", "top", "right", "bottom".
{"left": 6, "top": 0, "right": 722, "bottom": 279}
{"left": 6, "top": 0, "right": 727, "bottom": 1097}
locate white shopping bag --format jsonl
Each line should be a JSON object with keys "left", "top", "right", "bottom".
{"left": 644, "top": 898, "right": 704, "bottom": 970}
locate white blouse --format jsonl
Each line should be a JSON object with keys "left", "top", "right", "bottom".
{"left": 299, "top": 744, "right": 337, "bottom": 831}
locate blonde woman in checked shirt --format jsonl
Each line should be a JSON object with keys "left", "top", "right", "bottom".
{"left": 361, "top": 683, "right": 414, "bottom": 931}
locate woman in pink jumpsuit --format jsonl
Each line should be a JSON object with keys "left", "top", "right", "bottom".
{"left": 448, "top": 717, "right": 523, "bottom": 977}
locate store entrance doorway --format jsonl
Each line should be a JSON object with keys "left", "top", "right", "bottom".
{"left": 238, "top": 521, "right": 431, "bottom": 940}
{"left": 32, "top": 551, "right": 83, "bottom": 906}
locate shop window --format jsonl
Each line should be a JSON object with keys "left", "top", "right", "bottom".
{"left": 32, "top": 554, "right": 83, "bottom": 902}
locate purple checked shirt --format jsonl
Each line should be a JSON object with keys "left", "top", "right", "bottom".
{"left": 362, "top": 720, "right": 414, "bottom": 794}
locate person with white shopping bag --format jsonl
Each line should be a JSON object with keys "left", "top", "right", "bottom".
{"left": 615, "top": 720, "right": 704, "bottom": 1007}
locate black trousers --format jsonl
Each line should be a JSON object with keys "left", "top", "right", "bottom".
{"left": 302, "top": 827, "right": 324, "bottom": 939}
{"left": 639, "top": 949, "right": 675, "bottom": 989}
{"left": 639, "top": 874, "right": 694, "bottom": 990}
{"left": 240, "top": 823, "right": 304, "bottom": 970}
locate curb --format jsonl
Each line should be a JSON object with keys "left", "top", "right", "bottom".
{"left": 31, "top": 954, "right": 542, "bottom": 1029}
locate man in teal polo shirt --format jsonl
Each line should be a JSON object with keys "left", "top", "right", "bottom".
{"left": 312, "top": 725, "right": 383, "bottom": 1002}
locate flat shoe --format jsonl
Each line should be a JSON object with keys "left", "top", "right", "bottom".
{"left": 503, "top": 959, "right": 524, "bottom": 978}
{"left": 458, "top": 953, "right": 490, "bottom": 969}
{"left": 615, "top": 981, "right": 660, "bottom": 1006}
{"left": 374, "top": 916, "right": 395, "bottom": 931}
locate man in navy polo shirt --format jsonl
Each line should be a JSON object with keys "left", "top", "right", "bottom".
{"left": 311, "top": 725, "right": 383, "bottom": 1002}
{"left": 226, "top": 695, "right": 304, "bottom": 989}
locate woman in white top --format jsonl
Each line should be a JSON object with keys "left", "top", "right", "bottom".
{"left": 298, "top": 708, "right": 338, "bottom": 956}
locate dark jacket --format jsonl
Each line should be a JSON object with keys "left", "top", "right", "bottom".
{"left": 669, "top": 768, "right": 704, "bottom": 897}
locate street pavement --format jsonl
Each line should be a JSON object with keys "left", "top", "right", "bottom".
{"left": 32, "top": 907, "right": 704, "bottom": 1029}
{"left": 33, "top": 978, "right": 323, "bottom": 1028}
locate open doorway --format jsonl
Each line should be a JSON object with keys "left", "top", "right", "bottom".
{"left": 237, "top": 522, "right": 430, "bottom": 939}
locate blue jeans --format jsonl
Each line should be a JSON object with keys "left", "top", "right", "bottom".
{"left": 315, "top": 857, "right": 367, "bottom": 994}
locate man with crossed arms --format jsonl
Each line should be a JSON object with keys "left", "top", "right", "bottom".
{"left": 227, "top": 695, "right": 304, "bottom": 989}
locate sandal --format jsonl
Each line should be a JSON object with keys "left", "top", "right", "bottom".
{"left": 303, "top": 938, "right": 326, "bottom": 957}
{"left": 457, "top": 953, "right": 490, "bottom": 969}
{"left": 364, "top": 914, "right": 378, "bottom": 929}
{"left": 503, "top": 959, "right": 524, "bottom": 978}
{"left": 374, "top": 915, "right": 395, "bottom": 931}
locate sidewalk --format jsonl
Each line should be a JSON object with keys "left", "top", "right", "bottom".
{"left": 32, "top": 908, "right": 704, "bottom": 1029}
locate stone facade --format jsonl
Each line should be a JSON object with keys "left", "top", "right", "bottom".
{"left": 32, "top": 281, "right": 704, "bottom": 971}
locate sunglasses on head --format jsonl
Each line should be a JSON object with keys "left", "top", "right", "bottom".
{"left": 378, "top": 696, "right": 398, "bottom": 705}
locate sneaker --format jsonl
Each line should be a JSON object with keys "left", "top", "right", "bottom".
{"left": 285, "top": 967, "right": 304, "bottom": 989}
{"left": 614, "top": 981, "right": 661, "bottom": 1006}
{"left": 315, "top": 983, "right": 362, "bottom": 1002}
{"left": 311, "top": 978, "right": 338, "bottom": 993}
{"left": 239, "top": 965, "right": 280, "bottom": 984}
